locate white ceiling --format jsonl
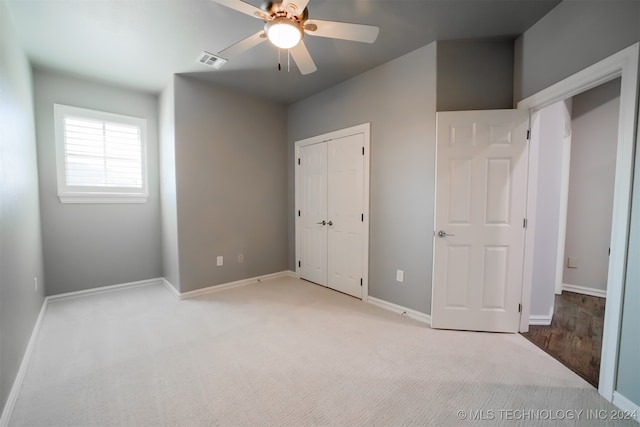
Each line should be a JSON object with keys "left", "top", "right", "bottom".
{"left": 6, "top": 0, "right": 561, "bottom": 104}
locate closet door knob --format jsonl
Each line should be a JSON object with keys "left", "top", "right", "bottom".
{"left": 316, "top": 220, "right": 326, "bottom": 225}
{"left": 327, "top": 221, "right": 333, "bottom": 226}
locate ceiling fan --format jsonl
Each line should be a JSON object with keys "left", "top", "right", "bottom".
{"left": 209, "top": 0, "right": 380, "bottom": 75}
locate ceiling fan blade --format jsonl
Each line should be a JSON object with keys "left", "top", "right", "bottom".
{"left": 211, "top": 0, "right": 267, "bottom": 20}
{"left": 290, "top": 41, "right": 317, "bottom": 75}
{"left": 282, "top": 0, "right": 310, "bottom": 15}
{"left": 218, "top": 31, "right": 267, "bottom": 59}
{"left": 304, "top": 19, "right": 379, "bottom": 43}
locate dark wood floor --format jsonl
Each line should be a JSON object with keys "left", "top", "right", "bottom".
{"left": 521, "top": 291, "right": 605, "bottom": 387}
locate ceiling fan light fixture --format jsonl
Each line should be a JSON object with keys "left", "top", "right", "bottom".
{"left": 265, "top": 17, "right": 303, "bottom": 49}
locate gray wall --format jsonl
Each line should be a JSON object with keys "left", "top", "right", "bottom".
{"left": 515, "top": 0, "right": 640, "bottom": 406}
{"left": 437, "top": 39, "right": 514, "bottom": 111}
{"left": 173, "top": 76, "right": 288, "bottom": 293}
{"left": 514, "top": 0, "right": 639, "bottom": 102}
{"left": 0, "top": 0, "right": 46, "bottom": 413}
{"left": 563, "top": 79, "right": 620, "bottom": 291}
{"left": 530, "top": 100, "right": 570, "bottom": 317}
{"left": 33, "top": 69, "right": 162, "bottom": 295}
{"left": 159, "top": 79, "right": 180, "bottom": 288}
{"left": 288, "top": 43, "right": 437, "bottom": 314}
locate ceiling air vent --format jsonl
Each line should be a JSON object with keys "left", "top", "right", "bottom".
{"left": 196, "top": 51, "right": 228, "bottom": 69}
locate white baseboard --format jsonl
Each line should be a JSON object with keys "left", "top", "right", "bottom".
{"left": 47, "top": 278, "right": 164, "bottom": 303}
{"left": 165, "top": 271, "right": 293, "bottom": 300}
{"left": 0, "top": 297, "right": 49, "bottom": 427}
{"left": 367, "top": 296, "right": 431, "bottom": 325}
{"left": 162, "top": 278, "right": 181, "bottom": 299}
{"left": 562, "top": 283, "right": 607, "bottom": 298}
{"left": 612, "top": 391, "right": 640, "bottom": 419}
{"left": 529, "top": 314, "right": 553, "bottom": 326}
{"left": 529, "top": 305, "right": 554, "bottom": 326}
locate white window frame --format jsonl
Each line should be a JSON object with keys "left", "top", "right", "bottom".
{"left": 54, "top": 104, "right": 148, "bottom": 203}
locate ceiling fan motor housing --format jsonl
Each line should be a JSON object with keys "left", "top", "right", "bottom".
{"left": 261, "top": 0, "right": 308, "bottom": 22}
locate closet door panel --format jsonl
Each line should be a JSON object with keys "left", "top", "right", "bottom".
{"left": 298, "top": 142, "right": 328, "bottom": 286}
{"left": 327, "top": 133, "right": 365, "bottom": 298}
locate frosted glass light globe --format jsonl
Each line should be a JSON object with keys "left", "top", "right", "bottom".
{"left": 266, "top": 18, "right": 302, "bottom": 49}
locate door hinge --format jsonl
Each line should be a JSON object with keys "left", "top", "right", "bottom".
{"left": 361, "top": 213, "right": 364, "bottom": 222}
{"left": 526, "top": 129, "right": 531, "bottom": 140}
{"left": 298, "top": 158, "right": 301, "bottom": 165}
{"left": 518, "top": 303, "right": 522, "bottom": 313}
{"left": 298, "top": 210, "right": 301, "bottom": 217}
{"left": 523, "top": 218, "right": 528, "bottom": 229}
{"left": 298, "top": 260, "right": 301, "bottom": 268}
{"left": 360, "top": 278, "right": 363, "bottom": 286}
{"left": 362, "top": 147, "right": 365, "bottom": 155}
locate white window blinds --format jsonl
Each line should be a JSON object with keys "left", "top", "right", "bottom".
{"left": 63, "top": 116, "right": 143, "bottom": 188}
{"left": 54, "top": 104, "right": 148, "bottom": 203}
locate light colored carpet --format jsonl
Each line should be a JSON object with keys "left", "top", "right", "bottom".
{"left": 10, "top": 276, "right": 635, "bottom": 426}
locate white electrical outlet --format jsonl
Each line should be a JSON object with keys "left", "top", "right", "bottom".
{"left": 34, "top": 277, "right": 38, "bottom": 291}
{"left": 238, "top": 254, "right": 244, "bottom": 263}
{"left": 396, "top": 270, "right": 404, "bottom": 282}
{"left": 567, "top": 257, "right": 578, "bottom": 269}
{"left": 217, "top": 256, "right": 223, "bottom": 266}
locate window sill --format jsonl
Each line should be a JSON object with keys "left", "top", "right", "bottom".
{"left": 58, "top": 194, "right": 148, "bottom": 204}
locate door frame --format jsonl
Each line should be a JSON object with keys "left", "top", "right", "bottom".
{"left": 554, "top": 118, "right": 572, "bottom": 296}
{"left": 294, "top": 123, "right": 371, "bottom": 300}
{"left": 518, "top": 43, "right": 639, "bottom": 401}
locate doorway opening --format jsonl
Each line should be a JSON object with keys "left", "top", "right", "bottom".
{"left": 521, "top": 78, "right": 621, "bottom": 388}
{"left": 518, "top": 43, "right": 638, "bottom": 401}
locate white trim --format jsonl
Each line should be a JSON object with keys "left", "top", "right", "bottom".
{"left": 58, "top": 194, "right": 148, "bottom": 204}
{"left": 612, "top": 392, "right": 640, "bottom": 418}
{"left": 164, "top": 271, "right": 292, "bottom": 300}
{"left": 294, "top": 123, "right": 371, "bottom": 301}
{"left": 529, "top": 305, "right": 554, "bottom": 326}
{"left": 161, "top": 278, "right": 181, "bottom": 299}
{"left": 519, "top": 109, "right": 540, "bottom": 333}
{"left": 285, "top": 270, "right": 300, "bottom": 278}
{"left": 518, "top": 43, "right": 639, "bottom": 401}
{"left": 528, "top": 314, "right": 552, "bottom": 326}
{"left": 555, "top": 120, "right": 572, "bottom": 295}
{"left": 562, "top": 283, "right": 607, "bottom": 299}
{"left": 47, "top": 278, "right": 163, "bottom": 303}
{"left": 0, "top": 299, "right": 49, "bottom": 427}
{"left": 367, "top": 296, "right": 431, "bottom": 325}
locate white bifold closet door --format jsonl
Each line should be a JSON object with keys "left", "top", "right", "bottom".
{"left": 297, "top": 132, "right": 366, "bottom": 299}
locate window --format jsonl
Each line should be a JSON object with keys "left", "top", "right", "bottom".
{"left": 54, "top": 104, "right": 148, "bottom": 203}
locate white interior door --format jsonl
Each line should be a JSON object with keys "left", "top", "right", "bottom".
{"left": 431, "top": 110, "right": 529, "bottom": 333}
{"left": 298, "top": 143, "right": 328, "bottom": 286}
{"left": 327, "top": 134, "right": 365, "bottom": 298}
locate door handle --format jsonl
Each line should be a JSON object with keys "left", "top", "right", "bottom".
{"left": 316, "top": 220, "right": 326, "bottom": 225}
{"left": 327, "top": 220, "right": 333, "bottom": 226}
{"left": 437, "top": 230, "right": 455, "bottom": 238}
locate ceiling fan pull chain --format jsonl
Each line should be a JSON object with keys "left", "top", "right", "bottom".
{"left": 288, "top": 49, "right": 291, "bottom": 72}
{"left": 278, "top": 48, "right": 281, "bottom": 71}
